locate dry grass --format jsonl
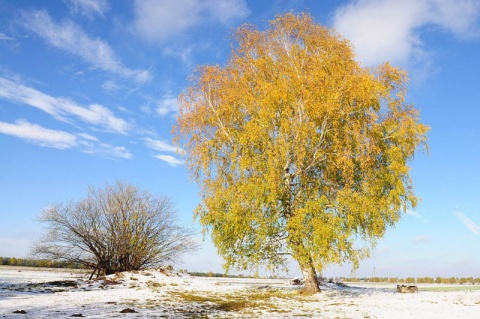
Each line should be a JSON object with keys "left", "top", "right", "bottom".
{"left": 167, "top": 287, "right": 312, "bottom": 314}
{"left": 215, "top": 300, "right": 251, "bottom": 312}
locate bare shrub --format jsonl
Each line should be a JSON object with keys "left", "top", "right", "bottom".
{"left": 33, "top": 181, "right": 197, "bottom": 275}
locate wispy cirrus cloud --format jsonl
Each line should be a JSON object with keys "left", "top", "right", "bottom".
{"left": 144, "top": 137, "right": 182, "bottom": 153}
{"left": 0, "top": 76, "right": 129, "bottom": 134}
{"left": 0, "top": 119, "right": 77, "bottom": 149}
{"left": 133, "top": 0, "right": 249, "bottom": 43}
{"left": 0, "top": 32, "right": 14, "bottom": 41}
{"left": 333, "top": 0, "right": 480, "bottom": 67}
{"left": 79, "top": 140, "right": 132, "bottom": 159}
{"left": 140, "top": 93, "right": 179, "bottom": 117}
{"left": 0, "top": 119, "right": 132, "bottom": 159}
{"left": 101, "top": 80, "right": 120, "bottom": 92}
{"left": 78, "top": 132, "right": 98, "bottom": 141}
{"left": 406, "top": 209, "right": 419, "bottom": 216}
{"left": 21, "top": 10, "right": 150, "bottom": 83}
{"left": 156, "top": 94, "right": 178, "bottom": 117}
{"left": 154, "top": 154, "right": 184, "bottom": 167}
{"left": 454, "top": 211, "right": 480, "bottom": 236}
{"left": 68, "top": 0, "right": 110, "bottom": 18}
{"left": 144, "top": 137, "right": 184, "bottom": 166}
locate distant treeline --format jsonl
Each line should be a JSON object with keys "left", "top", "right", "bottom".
{"left": 343, "top": 276, "right": 480, "bottom": 284}
{"left": 2, "top": 258, "right": 477, "bottom": 284}
{"left": 187, "top": 271, "right": 258, "bottom": 279}
{"left": 0, "top": 256, "right": 85, "bottom": 269}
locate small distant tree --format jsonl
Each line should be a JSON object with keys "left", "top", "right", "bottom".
{"left": 371, "top": 277, "right": 380, "bottom": 283}
{"left": 9, "top": 257, "right": 17, "bottom": 266}
{"left": 33, "top": 181, "right": 197, "bottom": 275}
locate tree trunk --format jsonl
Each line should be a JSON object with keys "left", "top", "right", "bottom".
{"left": 299, "top": 258, "right": 321, "bottom": 293}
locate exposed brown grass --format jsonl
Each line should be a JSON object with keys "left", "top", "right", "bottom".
{"left": 168, "top": 287, "right": 311, "bottom": 314}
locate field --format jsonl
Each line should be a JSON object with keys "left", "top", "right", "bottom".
{"left": 1, "top": 266, "right": 480, "bottom": 318}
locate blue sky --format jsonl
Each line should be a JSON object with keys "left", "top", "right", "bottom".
{"left": 1, "top": 0, "right": 479, "bottom": 278}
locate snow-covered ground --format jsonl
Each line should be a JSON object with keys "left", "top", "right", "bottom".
{"left": 1, "top": 266, "right": 479, "bottom": 318}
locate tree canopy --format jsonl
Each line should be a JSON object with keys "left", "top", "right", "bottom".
{"left": 174, "top": 12, "right": 429, "bottom": 292}
{"left": 33, "top": 181, "right": 197, "bottom": 275}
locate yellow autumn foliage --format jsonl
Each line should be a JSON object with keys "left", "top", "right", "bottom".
{"left": 174, "top": 13, "right": 428, "bottom": 286}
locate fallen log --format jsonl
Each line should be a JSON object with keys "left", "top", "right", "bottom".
{"left": 397, "top": 284, "right": 418, "bottom": 293}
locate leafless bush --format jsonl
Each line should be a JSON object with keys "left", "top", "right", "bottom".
{"left": 33, "top": 181, "right": 197, "bottom": 275}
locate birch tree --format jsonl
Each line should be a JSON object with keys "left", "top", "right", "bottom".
{"left": 174, "top": 13, "right": 429, "bottom": 293}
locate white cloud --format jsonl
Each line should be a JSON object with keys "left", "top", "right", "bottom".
{"left": 333, "top": 0, "right": 480, "bottom": 67}
{"left": 145, "top": 137, "right": 184, "bottom": 166}
{"left": 0, "top": 32, "right": 14, "bottom": 41}
{"left": 81, "top": 103, "right": 130, "bottom": 133}
{"left": 0, "top": 77, "right": 129, "bottom": 134}
{"left": 154, "top": 154, "right": 184, "bottom": 167}
{"left": 406, "top": 209, "right": 419, "bottom": 216}
{"left": 68, "top": 0, "right": 110, "bottom": 18}
{"left": 21, "top": 10, "right": 151, "bottom": 83}
{"left": 144, "top": 138, "right": 180, "bottom": 153}
{"left": 207, "top": 0, "right": 250, "bottom": 24}
{"left": 77, "top": 132, "right": 98, "bottom": 141}
{"left": 0, "top": 119, "right": 77, "bottom": 149}
{"left": 0, "top": 119, "right": 132, "bottom": 159}
{"left": 163, "top": 46, "right": 194, "bottom": 67}
{"left": 101, "top": 80, "right": 120, "bottom": 92}
{"left": 133, "top": 0, "right": 249, "bottom": 43}
{"left": 134, "top": 0, "right": 200, "bottom": 43}
{"left": 454, "top": 211, "right": 480, "bottom": 236}
{"left": 431, "top": 0, "right": 480, "bottom": 37}
{"left": 156, "top": 94, "right": 178, "bottom": 117}
{"left": 80, "top": 140, "right": 132, "bottom": 159}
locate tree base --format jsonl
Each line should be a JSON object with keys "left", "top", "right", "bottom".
{"left": 301, "top": 261, "right": 321, "bottom": 293}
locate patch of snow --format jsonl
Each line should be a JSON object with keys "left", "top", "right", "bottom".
{"left": 1, "top": 266, "right": 479, "bottom": 318}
